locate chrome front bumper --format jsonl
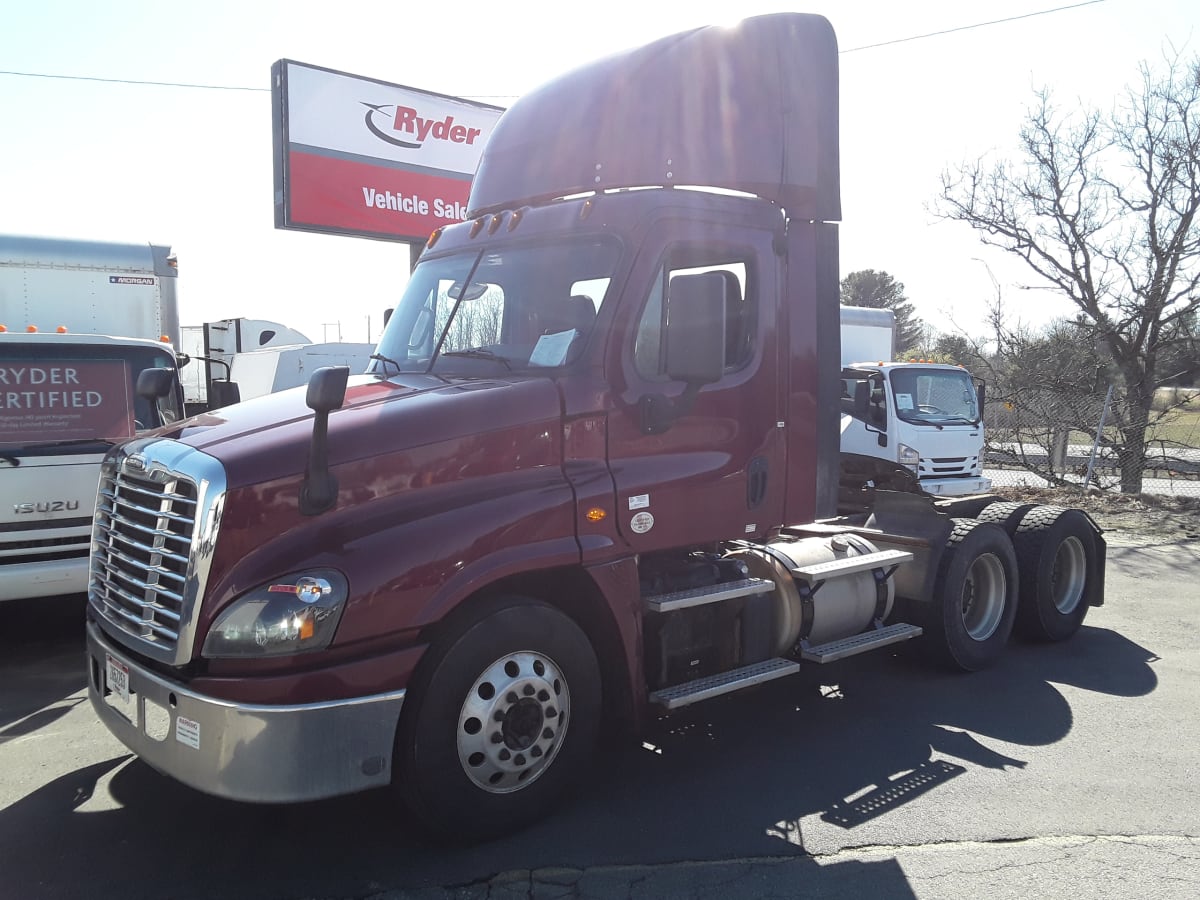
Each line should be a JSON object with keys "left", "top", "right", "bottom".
{"left": 87, "top": 622, "right": 406, "bottom": 803}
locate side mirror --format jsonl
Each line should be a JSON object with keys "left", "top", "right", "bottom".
{"left": 300, "top": 366, "right": 350, "bottom": 516}
{"left": 307, "top": 365, "right": 349, "bottom": 413}
{"left": 974, "top": 379, "right": 986, "bottom": 417}
{"left": 208, "top": 380, "right": 242, "bottom": 409}
{"left": 664, "top": 273, "right": 727, "bottom": 385}
{"left": 640, "top": 273, "right": 728, "bottom": 435}
{"left": 136, "top": 367, "right": 175, "bottom": 400}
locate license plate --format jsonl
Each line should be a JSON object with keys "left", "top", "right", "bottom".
{"left": 106, "top": 653, "right": 130, "bottom": 704}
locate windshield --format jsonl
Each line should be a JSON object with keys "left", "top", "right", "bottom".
{"left": 370, "top": 237, "right": 620, "bottom": 376}
{"left": 889, "top": 368, "right": 980, "bottom": 425}
{"left": 0, "top": 342, "right": 183, "bottom": 452}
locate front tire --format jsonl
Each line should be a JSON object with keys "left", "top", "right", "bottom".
{"left": 396, "top": 596, "right": 601, "bottom": 842}
{"left": 925, "top": 519, "right": 1018, "bottom": 671}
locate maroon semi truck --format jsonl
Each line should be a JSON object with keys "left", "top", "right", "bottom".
{"left": 85, "top": 13, "right": 1105, "bottom": 839}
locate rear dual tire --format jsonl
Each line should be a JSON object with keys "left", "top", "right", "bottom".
{"left": 926, "top": 519, "right": 1018, "bottom": 671}
{"left": 1011, "top": 507, "right": 1097, "bottom": 642}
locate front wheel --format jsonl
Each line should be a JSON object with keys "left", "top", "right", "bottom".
{"left": 925, "top": 519, "right": 1018, "bottom": 671}
{"left": 395, "top": 596, "right": 601, "bottom": 842}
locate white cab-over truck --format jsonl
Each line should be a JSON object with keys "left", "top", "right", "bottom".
{"left": 840, "top": 306, "right": 990, "bottom": 496}
{"left": 0, "top": 235, "right": 185, "bottom": 601}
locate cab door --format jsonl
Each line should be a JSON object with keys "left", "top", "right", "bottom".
{"left": 604, "top": 221, "right": 784, "bottom": 552}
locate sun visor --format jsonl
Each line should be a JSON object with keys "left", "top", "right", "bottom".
{"left": 468, "top": 12, "right": 840, "bottom": 221}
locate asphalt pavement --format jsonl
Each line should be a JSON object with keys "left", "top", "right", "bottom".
{"left": 2, "top": 541, "right": 1198, "bottom": 899}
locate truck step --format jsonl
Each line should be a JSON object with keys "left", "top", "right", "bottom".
{"left": 643, "top": 577, "right": 775, "bottom": 613}
{"left": 649, "top": 657, "right": 799, "bottom": 710}
{"left": 800, "top": 622, "right": 923, "bottom": 663}
{"left": 791, "top": 549, "right": 913, "bottom": 584}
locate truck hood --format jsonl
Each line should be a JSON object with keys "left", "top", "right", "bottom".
{"left": 163, "top": 373, "right": 563, "bottom": 490}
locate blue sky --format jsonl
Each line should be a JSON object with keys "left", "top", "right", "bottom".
{"left": 1, "top": 0, "right": 1196, "bottom": 345}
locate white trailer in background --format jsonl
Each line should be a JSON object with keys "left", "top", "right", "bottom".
{"left": 229, "top": 342, "right": 375, "bottom": 401}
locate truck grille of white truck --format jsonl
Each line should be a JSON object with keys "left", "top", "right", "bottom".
{"left": 89, "top": 440, "right": 225, "bottom": 666}
{"left": 918, "top": 456, "right": 979, "bottom": 478}
{"left": 0, "top": 521, "right": 92, "bottom": 565}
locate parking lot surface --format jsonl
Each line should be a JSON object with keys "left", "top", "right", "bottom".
{"left": 2, "top": 543, "right": 1198, "bottom": 899}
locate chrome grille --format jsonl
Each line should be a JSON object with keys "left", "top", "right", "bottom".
{"left": 89, "top": 440, "right": 225, "bottom": 665}
{"left": 91, "top": 463, "right": 197, "bottom": 652}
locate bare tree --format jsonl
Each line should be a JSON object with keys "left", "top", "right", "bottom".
{"left": 937, "top": 52, "right": 1200, "bottom": 493}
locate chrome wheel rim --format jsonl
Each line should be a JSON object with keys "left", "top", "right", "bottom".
{"left": 457, "top": 650, "right": 570, "bottom": 794}
{"left": 1051, "top": 536, "right": 1087, "bottom": 614}
{"left": 961, "top": 552, "right": 1006, "bottom": 641}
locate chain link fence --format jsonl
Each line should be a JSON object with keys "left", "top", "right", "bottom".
{"left": 984, "top": 385, "right": 1200, "bottom": 497}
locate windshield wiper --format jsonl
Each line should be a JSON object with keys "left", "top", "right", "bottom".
{"left": 369, "top": 352, "right": 402, "bottom": 376}
{"left": 439, "top": 348, "right": 512, "bottom": 370}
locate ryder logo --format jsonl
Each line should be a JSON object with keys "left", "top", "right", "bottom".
{"left": 361, "top": 103, "right": 483, "bottom": 150}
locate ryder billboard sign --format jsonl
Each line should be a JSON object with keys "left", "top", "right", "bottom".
{"left": 272, "top": 60, "right": 504, "bottom": 243}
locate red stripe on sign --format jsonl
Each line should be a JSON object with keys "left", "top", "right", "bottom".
{"left": 287, "top": 151, "right": 473, "bottom": 241}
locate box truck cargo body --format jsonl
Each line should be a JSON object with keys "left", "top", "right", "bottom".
{"left": 1, "top": 235, "right": 185, "bottom": 601}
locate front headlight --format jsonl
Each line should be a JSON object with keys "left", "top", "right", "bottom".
{"left": 202, "top": 569, "right": 348, "bottom": 658}
{"left": 898, "top": 443, "right": 920, "bottom": 470}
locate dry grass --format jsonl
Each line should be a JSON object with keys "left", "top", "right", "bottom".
{"left": 995, "top": 485, "right": 1200, "bottom": 545}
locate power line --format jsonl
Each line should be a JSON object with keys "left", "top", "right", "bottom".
{"left": 840, "top": 0, "right": 1107, "bottom": 53}
{"left": 0, "top": 1, "right": 1110, "bottom": 93}
{"left": 0, "top": 68, "right": 268, "bottom": 91}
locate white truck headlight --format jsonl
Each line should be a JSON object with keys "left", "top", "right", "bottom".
{"left": 202, "top": 569, "right": 348, "bottom": 658}
{"left": 898, "top": 443, "right": 920, "bottom": 470}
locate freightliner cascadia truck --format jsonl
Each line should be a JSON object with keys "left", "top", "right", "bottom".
{"left": 85, "top": 13, "right": 1105, "bottom": 840}
{"left": 1, "top": 235, "right": 186, "bottom": 601}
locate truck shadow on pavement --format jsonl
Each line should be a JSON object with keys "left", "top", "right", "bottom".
{"left": 0, "top": 622, "right": 1158, "bottom": 900}
{"left": 0, "top": 595, "right": 87, "bottom": 734}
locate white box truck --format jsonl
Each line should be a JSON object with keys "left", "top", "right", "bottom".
{"left": 840, "top": 306, "right": 991, "bottom": 496}
{"left": 1, "top": 234, "right": 186, "bottom": 601}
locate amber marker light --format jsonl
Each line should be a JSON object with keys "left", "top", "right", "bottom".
{"left": 586, "top": 507, "right": 607, "bottom": 522}
{"left": 56, "top": 325, "right": 69, "bottom": 333}
{"left": 0, "top": 325, "right": 8, "bottom": 333}
{"left": 580, "top": 198, "right": 595, "bottom": 220}
{"left": 469, "top": 218, "right": 486, "bottom": 238}
{"left": 426, "top": 227, "right": 444, "bottom": 250}
{"left": 26, "top": 325, "right": 38, "bottom": 333}
{"left": 508, "top": 208, "right": 525, "bottom": 231}
{"left": 487, "top": 213, "right": 505, "bottom": 234}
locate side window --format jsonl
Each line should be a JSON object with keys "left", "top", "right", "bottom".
{"left": 841, "top": 371, "right": 887, "bottom": 428}
{"left": 633, "top": 248, "right": 754, "bottom": 380}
